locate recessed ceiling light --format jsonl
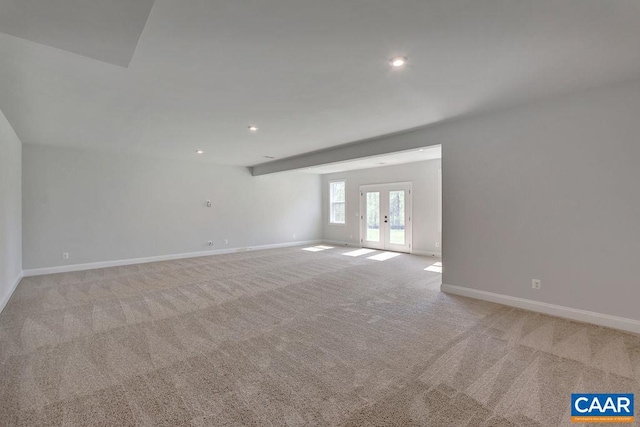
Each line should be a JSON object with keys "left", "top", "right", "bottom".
{"left": 390, "top": 56, "right": 407, "bottom": 67}
{"left": 248, "top": 125, "right": 258, "bottom": 131}
{"left": 196, "top": 150, "right": 204, "bottom": 154}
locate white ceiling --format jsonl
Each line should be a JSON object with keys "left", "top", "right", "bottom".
{"left": 303, "top": 145, "right": 441, "bottom": 174}
{"left": 1, "top": 1, "right": 640, "bottom": 166}
{"left": 0, "top": 0, "right": 155, "bottom": 67}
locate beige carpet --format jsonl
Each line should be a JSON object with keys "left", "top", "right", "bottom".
{"left": 0, "top": 245, "right": 638, "bottom": 426}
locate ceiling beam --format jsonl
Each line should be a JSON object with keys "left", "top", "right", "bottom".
{"left": 251, "top": 124, "right": 441, "bottom": 176}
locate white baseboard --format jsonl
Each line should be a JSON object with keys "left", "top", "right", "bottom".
{"left": 0, "top": 271, "right": 24, "bottom": 315}
{"left": 412, "top": 250, "right": 442, "bottom": 257}
{"left": 322, "top": 240, "right": 360, "bottom": 248}
{"left": 23, "top": 240, "right": 323, "bottom": 277}
{"left": 321, "top": 242, "right": 440, "bottom": 257}
{"left": 441, "top": 283, "right": 640, "bottom": 335}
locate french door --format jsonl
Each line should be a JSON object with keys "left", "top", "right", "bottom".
{"left": 359, "top": 183, "right": 412, "bottom": 253}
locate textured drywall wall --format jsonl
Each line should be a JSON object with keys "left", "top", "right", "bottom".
{"left": 438, "top": 78, "right": 640, "bottom": 321}
{"left": 0, "top": 108, "right": 22, "bottom": 311}
{"left": 23, "top": 144, "right": 322, "bottom": 269}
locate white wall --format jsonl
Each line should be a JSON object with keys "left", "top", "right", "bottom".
{"left": 23, "top": 144, "right": 322, "bottom": 269}
{"left": 438, "top": 77, "right": 640, "bottom": 321}
{"left": 0, "top": 108, "right": 22, "bottom": 311}
{"left": 322, "top": 160, "right": 441, "bottom": 255}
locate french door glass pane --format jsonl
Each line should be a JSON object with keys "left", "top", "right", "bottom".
{"left": 366, "top": 192, "right": 380, "bottom": 242}
{"left": 389, "top": 190, "right": 405, "bottom": 245}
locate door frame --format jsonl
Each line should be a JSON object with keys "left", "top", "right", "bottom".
{"left": 359, "top": 182, "right": 413, "bottom": 254}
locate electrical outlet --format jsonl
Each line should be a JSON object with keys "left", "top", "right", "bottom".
{"left": 207, "top": 241, "right": 213, "bottom": 246}
{"left": 62, "top": 252, "right": 69, "bottom": 260}
{"left": 224, "top": 239, "right": 228, "bottom": 245}
{"left": 293, "top": 234, "right": 296, "bottom": 239}
{"left": 435, "top": 242, "right": 440, "bottom": 248}
{"left": 532, "top": 279, "right": 541, "bottom": 290}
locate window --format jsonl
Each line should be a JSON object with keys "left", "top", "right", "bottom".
{"left": 329, "top": 180, "right": 346, "bottom": 224}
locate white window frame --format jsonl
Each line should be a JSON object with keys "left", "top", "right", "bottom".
{"left": 329, "top": 179, "right": 347, "bottom": 226}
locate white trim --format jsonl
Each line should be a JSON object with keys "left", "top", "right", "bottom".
{"left": 322, "top": 240, "right": 361, "bottom": 248}
{"left": 0, "top": 271, "right": 24, "bottom": 315}
{"left": 323, "top": 240, "right": 437, "bottom": 256}
{"left": 438, "top": 168, "right": 442, "bottom": 233}
{"left": 441, "top": 283, "right": 640, "bottom": 335}
{"left": 23, "top": 240, "right": 322, "bottom": 277}
{"left": 359, "top": 181, "right": 414, "bottom": 190}
{"left": 412, "top": 250, "right": 442, "bottom": 257}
